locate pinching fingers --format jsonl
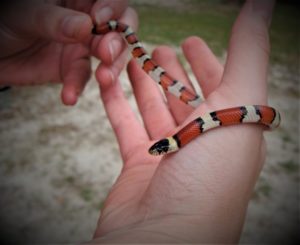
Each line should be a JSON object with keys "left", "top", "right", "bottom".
{"left": 92, "top": 7, "right": 138, "bottom": 63}
{"left": 93, "top": 7, "right": 138, "bottom": 88}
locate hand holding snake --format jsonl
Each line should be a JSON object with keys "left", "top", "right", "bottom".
{"left": 93, "top": 20, "right": 279, "bottom": 155}
{"left": 92, "top": 0, "right": 278, "bottom": 243}
{"left": 0, "top": 0, "right": 130, "bottom": 105}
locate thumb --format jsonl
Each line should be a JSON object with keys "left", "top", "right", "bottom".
{"left": 3, "top": 1, "right": 93, "bottom": 43}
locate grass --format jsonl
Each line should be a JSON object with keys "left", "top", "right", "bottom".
{"left": 133, "top": 1, "right": 237, "bottom": 56}
{"left": 96, "top": 201, "right": 105, "bottom": 211}
{"left": 270, "top": 3, "right": 299, "bottom": 70}
{"left": 131, "top": 0, "right": 299, "bottom": 71}
{"left": 252, "top": 177, "right": 272, "bottom": 200}
{"left": 80, "top": 188, "right": 94, "bottom": 202}
{"left": 278, "top": 160, "right": 299, "bottom": 173}
{"left": 281, "top": 131, "right": 292, "bottom": 143}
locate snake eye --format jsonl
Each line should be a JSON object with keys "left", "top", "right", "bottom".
{"left": 148, "top": 139, "right": 170, "bottom": 155}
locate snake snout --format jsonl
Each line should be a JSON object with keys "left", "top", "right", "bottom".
{"left": 148, "top": 139, "right": 170, "bottom": 155}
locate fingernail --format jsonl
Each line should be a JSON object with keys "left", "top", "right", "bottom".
{"left": 95, "top": 6, "right": 113, "bottom": 24}
{"left": 252, "top": 0, "right": 274, "bottom": 26}
{"left": 109, "top": 38, "right": 122, "bottom": 61}
{"left": 63, "top": 15, "right": 90, "bottom": 39}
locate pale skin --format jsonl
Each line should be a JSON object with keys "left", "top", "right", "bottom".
{"left": 0, "top": 0, "right": 275, "bottom": 243}
{"left": 91, "top": 0, "right": 275, "bottom": 243}
{"left": 0, "top": 0, "right": 133, "bottom": 105}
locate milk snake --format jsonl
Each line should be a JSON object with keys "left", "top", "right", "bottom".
{"left": 92, "top": 21, "right": 281, "bottom": 155}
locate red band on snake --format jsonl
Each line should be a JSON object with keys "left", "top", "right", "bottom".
{"left": 92, "top": 21, "right": 281, "bottom": 155}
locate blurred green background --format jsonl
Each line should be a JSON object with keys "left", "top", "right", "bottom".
{"left": 0, "top": 0, "right": 298, "bottom": 244}
{"left": 131, "top": 0, "right": 299, "bottom": 73}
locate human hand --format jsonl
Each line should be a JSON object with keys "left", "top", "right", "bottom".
{"left": 0, "top": 0, "right": 131, "bottom": 105}
{"left": 92, "top": 0, "right": 274, "bottom": 243}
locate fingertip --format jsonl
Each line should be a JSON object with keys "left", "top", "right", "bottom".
{"left": 182, "top": 35, "right": 221, "bottom": 67}
{"left": 251, "top": 0, "right": 275, "bottom": 27}
{"left": 98, "top": 34, "right": 124, "bottom": 64}
{"left": 96, "top": 65, "right": 115, "bottom": 90}
{"left": 152, "top": 45, "right": 176, "bottom": 63}
{"left": 181, "top": 36, "right": 223, "bottom": 98}
{"left": 182, "top": 36, "right": 207, "bottom": 50}
{"left": 127, "top": 59, "right": 144, "bottom": 83}
{"left": 62, "top": 14, "right": 93, "bottom": 42}
{"left": 77, "top": 16, "right": 93, "bottom": 42}
{"left": 94, "top": 6, "right": 113, "bottom": 24}
{"left": 61, "top": 87, "right": 78, "bottom": 106}
{"left": 33, "top": 4, "right": 94, "bottom": 43}
{"left": 183, "top": 35, "right": 200, "bottom": 45}
{"left": 108, "top": 37, "right": 124, "bottom": 62}
{"left": 91, "top": 0, "right": 129, "bottom": 25}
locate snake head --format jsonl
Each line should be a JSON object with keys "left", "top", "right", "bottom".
{"left": 148, "top": 137, "right": 179, "bottom": 156}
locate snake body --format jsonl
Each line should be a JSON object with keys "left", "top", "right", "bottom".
{"left": 92, "top": 20, "right": 201, "bottom": 107}
{"left": 92, "top": 21, "right": 281, "bottom": 156}
{"left": 148, "top": 105, "right": 280, "bottom": 155}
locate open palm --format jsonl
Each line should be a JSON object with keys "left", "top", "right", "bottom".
{"left": 94, "top": 1, "right": 274, "bottom": 243}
